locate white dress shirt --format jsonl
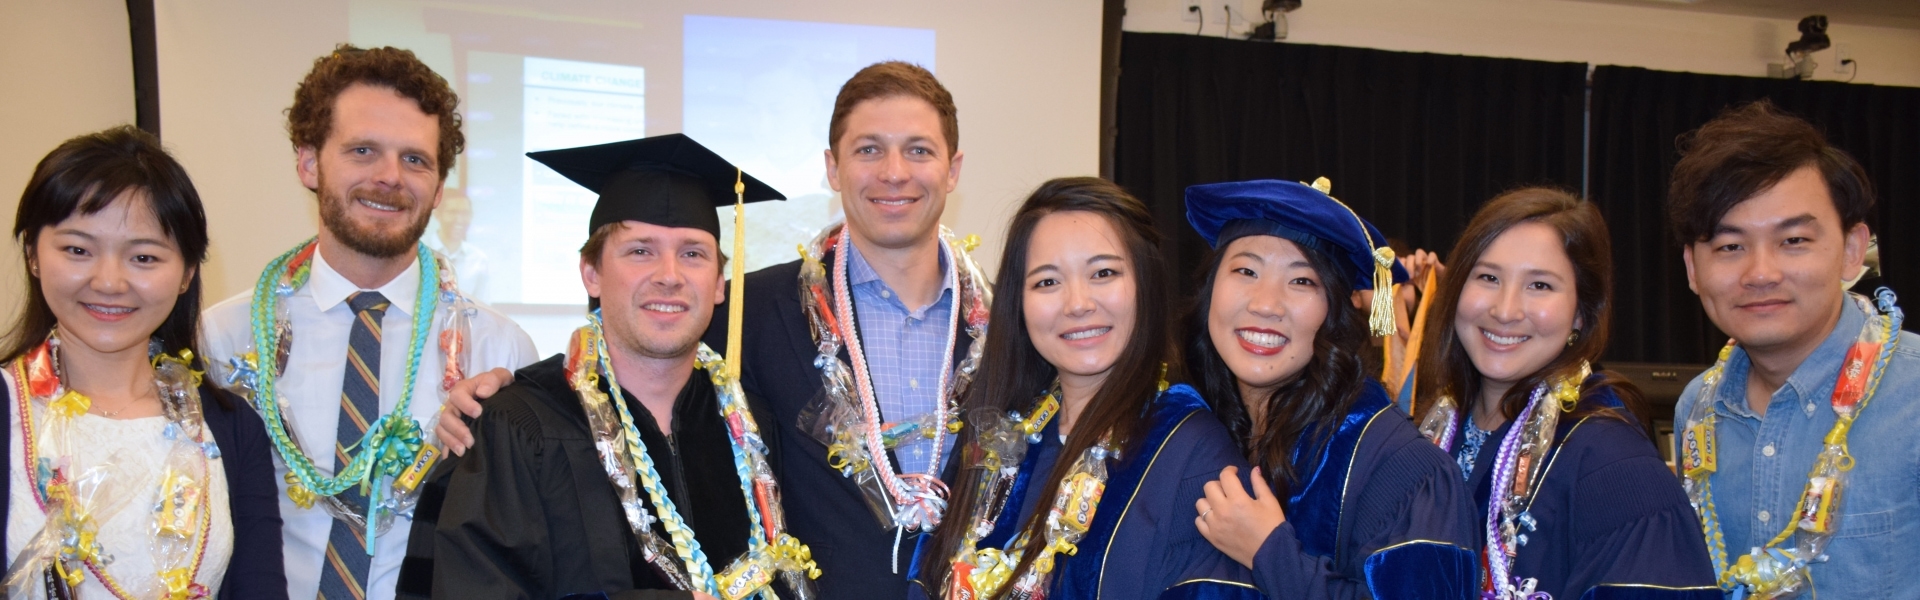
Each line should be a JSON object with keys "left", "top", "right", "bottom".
{"left": 201, "top": 248, "right": 538, "bottom": 600}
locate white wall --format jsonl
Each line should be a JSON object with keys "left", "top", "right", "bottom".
{"left": 1126, "top": 0, "right": 1920, "bottom": 88}
{"left": 155, "top": 0, "right": 1103, "bottom": 306}
{"left": 0, "top": 0, "right": 136, "bottom": 326}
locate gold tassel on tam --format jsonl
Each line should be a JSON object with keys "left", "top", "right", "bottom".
{"left": 1308, "top": 176, "right": 1397, "bottom": 337}
{"left": 727, "top": 168, "right": 747, "bottom": 382}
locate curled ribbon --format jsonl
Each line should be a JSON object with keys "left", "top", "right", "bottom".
{"left": 771, "top": 533, "right": 822, "bottom": 579}
{"left": 51, "top": 390, "right": 91, "bottom": 418}
{"left": 1728, "top": 547, "right": 1808, "bottom": 599}
{"left": 968, "top": 548, "right": 1016, "bottom": 595}
{"left": 1031, "top": 537, "right": 1080, "bottom": 574}
{"left": 49, "top": 483, "right": 105, "bottom": 588}
{"left": 367, "top": 416, "right": 426, "bottom": 481}
{"left": 893, "top": 474, "right": 950, "bottom": 531}
{"left": 153, "top": 349, "right": 205, "bottom": 389}
{"left": 161, "top": 567, "right": 209, "bottom": 599}
{"left": 284, "top": 472, "right": 318, "bottom": 509}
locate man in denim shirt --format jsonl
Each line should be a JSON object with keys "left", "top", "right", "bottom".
{"left": 1669, "top": 101, "right": 1919, "bottom": 599}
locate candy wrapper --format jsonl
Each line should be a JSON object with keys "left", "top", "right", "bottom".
{"left": 3, "top": 454, "right": 135, "bottom": 596}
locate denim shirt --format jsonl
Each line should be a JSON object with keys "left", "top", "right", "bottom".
{"left": 1675, "top": 296, "right": 1920, "bottom": 599}
{"left": 845, "top": 241, "right": 957, "bottom": 476}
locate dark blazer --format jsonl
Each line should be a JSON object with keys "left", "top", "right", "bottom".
{"left": 2, "top": 380, "right": 289, "bottom": 600}
{"left": 703, "top": 257, "right": 975, "bottom": 599}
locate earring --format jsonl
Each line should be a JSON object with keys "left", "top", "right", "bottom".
{"left": 1567, "top": 329, "right": 1581, "bottom": 347}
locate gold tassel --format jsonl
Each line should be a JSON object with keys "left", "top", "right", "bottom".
{"left": 1306, "top": 176, "right": 1398, "bottom": 338}
{"left": 1370, "top": 247, "right": 1396, "bottom": 337}
{"left": 726, "top": 169, "right": 747, "bottom": 382}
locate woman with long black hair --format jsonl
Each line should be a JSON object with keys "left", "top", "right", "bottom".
{"left": 911, "top": 177, "right": 1254, "bottom": 599}
{"left": 1, "top": 126, "right": 286, "bottom": 599}
{"left": 1182, "top": 179, "right": 1478, "bottom": 599}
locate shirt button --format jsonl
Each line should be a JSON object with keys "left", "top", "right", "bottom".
{"left": 1758, "top": 510, "right": 1771, "bottom": 523}
{"left": 1804, "top": 403, "right": 1817, "bottom": 416}
{"left": 1762, "top": 444, "right": 1776, "bottom": 457}
{"left": 881, "top": 290, "right": 891, "bottom": 299}
{"left": 910, "top": 378, "right": 920, "bottom": 390}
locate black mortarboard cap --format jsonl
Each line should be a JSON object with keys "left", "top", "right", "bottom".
{"left": 526, "top": 133, "right": 785, "bottom": 238}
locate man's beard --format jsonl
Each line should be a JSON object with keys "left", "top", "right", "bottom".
{"left": 318, "top": 177, "right": 433, "bottom": 259}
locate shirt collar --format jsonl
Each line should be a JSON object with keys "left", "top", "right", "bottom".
{"left": 308, "top": 246, "right": 423, "bottom": 316}
{"left": 844, "top": 237, "right": 954, "bottom": 297}
{"left": 1717, "top": 294, "right": 1867, "bottom": 415}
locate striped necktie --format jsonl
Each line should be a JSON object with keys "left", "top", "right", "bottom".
{"left": 320, "top": 291, "right": 389, "bottom": 600}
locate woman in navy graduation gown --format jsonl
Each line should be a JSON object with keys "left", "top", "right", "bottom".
{"left": 910, "top": 178, "right": 1256, "bottom": 600}
{"left": 1182, "top": 179, "right": 1480, "bottom": 600}
{"left": 1412, "top": 188, "right": 1717, "bottom": 599}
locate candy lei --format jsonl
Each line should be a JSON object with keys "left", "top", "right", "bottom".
{"left": 799, "top": 224, "right": 991, "bottom": 534}
{"left": 1421, "top": 362, "right": 1587, "bottom": 600}
{"left": 229, "top": 238, "right": 458, "bottom": 541}
{"left": 573, "top": 313, "right": 818, "bottom": 600}
{"left": 1680, "top": 289, "right": 1901, "bottom": 600}
{"left": 5, "top": 336, "right": 217, "bottom": 599}
{"left": 944, "top": 388, "right": 1078, "bottom": 600}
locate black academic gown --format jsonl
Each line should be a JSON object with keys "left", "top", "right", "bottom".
{"left": 1252, "top": 380, "right": 1479, "bottom": 600}
{"left": 396, "top": 354, "right": 778, "bottom": 600}
{"left": 702, "top": 257, "right": 976, "bottom": 598}
{"left": 1456, "top": 382, "right": 1719, "bottom": 600}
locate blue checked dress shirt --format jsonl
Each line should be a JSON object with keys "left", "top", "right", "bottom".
{"left": 845, "top": 241, "right": 958, "bottom": 477}
{"left": 1675, "top": 296, "right": 1920, "bottom": 599}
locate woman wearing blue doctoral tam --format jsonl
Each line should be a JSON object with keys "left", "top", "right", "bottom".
{"left": 1184, "top": 178, "right": 1480, "bottom": 599}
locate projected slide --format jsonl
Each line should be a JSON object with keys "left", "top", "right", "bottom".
{"left": 357, "top": 8, "right": 932, "bottom": 307}
{"left": 519, "top": 57, "right": 647, "bottom": 303}
{"left": 348, "top": 6, "right": 933, "bottom": 352}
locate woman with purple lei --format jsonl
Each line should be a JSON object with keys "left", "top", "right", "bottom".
{"left": 1413, "top": 187, "right": 1716, "bottom": 600}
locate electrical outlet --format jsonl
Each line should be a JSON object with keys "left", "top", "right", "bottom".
{"left": 1183, "top": 2, "right": 1202, "bottom": 23}
{"left": 1834, "top": 44, "right": 1853, "bottom": 74}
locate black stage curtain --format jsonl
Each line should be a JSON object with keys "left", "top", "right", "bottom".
{"left": 1113, "top": 32, "right": 1587, "bottom": 313}
{"left": 1590, "top": 66, "right": 1920, "bottom": 364}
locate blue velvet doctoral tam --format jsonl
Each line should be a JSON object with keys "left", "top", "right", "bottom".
{"left": 910, "top": 384, "right": 1260, "bottom": 600}
{"left": 1252, "top": 380, "right": 1479, "bottom": 600}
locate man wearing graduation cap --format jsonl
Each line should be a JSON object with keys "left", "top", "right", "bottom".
{"left": 396, "top": 134, "right": 818, "bottom": 600}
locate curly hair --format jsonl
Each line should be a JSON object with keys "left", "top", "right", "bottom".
{"left": 828, "top": 61, "right": 958, "bottom": 156}
{"left": 286, "top": 44, "right": 464, "bottom": 180}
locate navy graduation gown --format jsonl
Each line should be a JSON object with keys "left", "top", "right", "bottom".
{"left": 1252, "top": 380, "right": 1479, "bottom": 600}
{"left": 911, "top": 384, "right": 1260, "bottom": 600}
{"left": 1456, "top": 383, "right": 1718, "bottom": 600}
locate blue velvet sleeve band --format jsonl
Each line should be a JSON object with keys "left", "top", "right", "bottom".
{"left": 1361, "top": 540, "right": 1478, "bottom": 600}
{"left": 1576, "top": 585, "right": 1722, "bottom": 600}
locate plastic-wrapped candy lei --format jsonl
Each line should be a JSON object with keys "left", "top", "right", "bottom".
{"left": 568, "top": 313, "right": 819, "bottom": 600}
{"left": 1678, "top": 289, "right": 1902, "bottom": 600}
{"left": 1422, "top": 362, "right": 1589, "bottom": 600}
{"left": 224, "top": 239, "right": 476, "bottom": 547}
{"left": 796, "top": 224, "right": 992, "bottom": 569}
{"left": 4, "top": 334, "right": 222, "bottom": 599}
